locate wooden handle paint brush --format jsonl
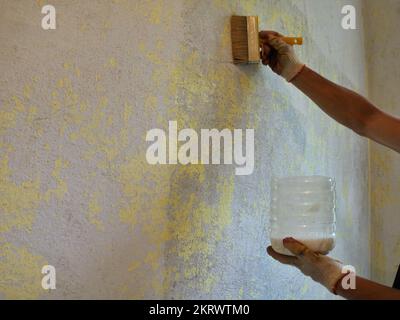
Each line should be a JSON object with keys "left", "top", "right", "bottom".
{"left": 282, "top": 37, "right": 303, "bottom": 45}
{"left": 231, "top": 15, "right": 303, "bottom": 64}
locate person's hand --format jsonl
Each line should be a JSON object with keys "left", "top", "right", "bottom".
{"left": 259, "top": 31, "right": 305, "bottom": 82}
{"left": 267, "top": 237, "right": 346, "bottom": 293}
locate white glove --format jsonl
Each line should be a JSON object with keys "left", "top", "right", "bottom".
{"left": 267, "top": 237, "right": 346, "bottom": 294}
{"left": 260, "top": 33, "right": 305, "bottom": 82}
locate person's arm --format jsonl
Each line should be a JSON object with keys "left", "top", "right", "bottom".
{"left": 336, "top": 276, "right": 400, "bottom": 300}
{"left": 260, "top": 31, "right": 400, "bottom": 153}
{"left": 292, "top": 66, "right": 400, "bottom": 153}
{"left": 267, "top": 238, "right": 400, "bottom": 300}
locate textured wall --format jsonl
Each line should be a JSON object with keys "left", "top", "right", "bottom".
{"left": 0, "top": 0, "right": 370, "bottom": 299}
{"left": 364, "top": 0, "right": 400, "bottom": 286}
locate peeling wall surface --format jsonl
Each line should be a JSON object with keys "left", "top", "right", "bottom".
{"left": 365, "top": 0, "right": 400, "bottom": 286}
{"left": 0, "top": 0, "right": 371, "bottom": 299}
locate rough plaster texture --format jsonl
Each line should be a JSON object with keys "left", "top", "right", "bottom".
{"left": 0, "top": 0, "right": 371, "bottom": 299}
{"left": 364, "top": 0, "right": 400, "bottom": 286}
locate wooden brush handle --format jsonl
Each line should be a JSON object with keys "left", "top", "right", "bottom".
{"left": 282, "top": 37, "right": 303, "bottom": 45}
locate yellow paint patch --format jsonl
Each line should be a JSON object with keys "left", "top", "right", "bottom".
{"left": 128, "top": 260, "right": 141, "bottom": 273}
{"left": 23, "top": 85, "right": 32, "bottom": 100}
{"left": 12, "top": 96, "right": 25, "bottom": 112}
{"left": 118, "top": 155, "right": 172, "bottom": 236}
{"left": 301, "top": 281, "right": 309, "bottom": 295}
{"left": 108, "top": 58, "right": 118, "bottom": 68}
{"left": 27, "top": 106, "right": 38, "bottom": 123}
{"left": 63, "top": 62, "right": 71, "bottom": 70}
{"left": 146, "top": 0, "right": 163, "bottom": 24}
{"left": 87, "top": 193, "right": 104, "bottom": 231}
{"left": 0, "top": 111, "right": 16, "bottom": 134}
{"left": 44, "top": 158, "right": 69, "bottom": 202}
{"left": 35, "top": 0, "right": 46, "bottom": 7}
{"left": 0, "top": 243, "right": 46, "bottom": 299}
{"left": 0, "top": 155, "right": 41, "bottom": 233}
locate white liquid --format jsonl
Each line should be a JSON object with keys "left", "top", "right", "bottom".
{"left": 271, "top": 237, "right": 335, "bottom": 256}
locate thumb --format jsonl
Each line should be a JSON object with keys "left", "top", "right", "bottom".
{"left": 282, "top": 237, "right": 311, "bottom": 257}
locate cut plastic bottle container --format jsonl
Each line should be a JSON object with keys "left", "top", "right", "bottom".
{"left": 269, "top": 176, "right": 336, "bottom": 256}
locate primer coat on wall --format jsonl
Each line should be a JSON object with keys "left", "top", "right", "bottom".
{"left": 0, "top": 0, "right": 370, "bottom": 299}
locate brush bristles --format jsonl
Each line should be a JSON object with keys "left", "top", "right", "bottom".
{"left": 231, "top": 16, "right": 260, "bottom": 64}
{"left": 231, "top": 16, "right": 249, "bottom": 64}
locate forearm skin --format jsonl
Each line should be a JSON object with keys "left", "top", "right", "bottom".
{"left": 292, "top": 66, "right": 400, "bottom": 152}
{"left": 292, "top": 66, "right": 377, "bottom": 135}
{"left": 337, "top": 276, "right": 400, "bottom": 300}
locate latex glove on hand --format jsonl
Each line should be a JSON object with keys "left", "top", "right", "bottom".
{"left": 260, "top": 31, "right": 305, "bottom": 82}
{"left": 267, "top": 237, "right": 346, "bottom": 294}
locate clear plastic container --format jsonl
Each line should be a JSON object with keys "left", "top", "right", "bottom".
{"left": 269, "top": 176, "right": 336, "bottom": 256}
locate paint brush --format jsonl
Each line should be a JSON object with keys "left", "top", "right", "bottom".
{"left": 231, "top": 15, "right": 303, "bottom": 64}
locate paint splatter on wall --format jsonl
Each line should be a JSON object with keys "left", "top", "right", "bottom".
{"left": 0, "top": 0, "right": 371, "bottom": 299}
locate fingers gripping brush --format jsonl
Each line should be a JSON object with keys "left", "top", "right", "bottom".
{"left": 231, "top": 15, "right": 303, "bottom": 64}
